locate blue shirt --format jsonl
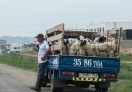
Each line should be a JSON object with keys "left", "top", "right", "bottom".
{"left": 38, "top": 40, "right": 49, "bottom": 63}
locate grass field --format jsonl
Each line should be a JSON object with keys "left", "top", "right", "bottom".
{"left": 109, "top": 62, "right": 132, "bottom": 92}
{"left": 120, "top": 55, "right": 132, "bottom": 61}
{"left": 23, "top": 51, "right": 38, "bottom": 55}
{"left": 0, "top": 53, "right": 132, "bottom": 92}
{"left": 0, "top": 53, "right": 38, "bottom": 72}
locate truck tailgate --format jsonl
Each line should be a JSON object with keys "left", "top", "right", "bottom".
{"left": 59, "top": 55, "right": 120, "bottom": 73}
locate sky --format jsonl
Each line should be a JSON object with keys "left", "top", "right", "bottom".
{"left": 0, "top": 0, "right": 132, "bottom": 37}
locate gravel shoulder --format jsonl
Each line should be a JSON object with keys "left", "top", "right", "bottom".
{"left": 0, "top": 64, "right": 37, "bottom": 87}
{"left": 0, "top": 64, "right": 110, "bottom": 92}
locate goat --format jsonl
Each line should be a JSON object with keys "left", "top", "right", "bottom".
{"left": 69, "top": 36, "right": 86, "bottom": 56}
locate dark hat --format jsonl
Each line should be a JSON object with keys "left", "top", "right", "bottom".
{"left": 35, "top": 33, "right": 44, "bottom": 38}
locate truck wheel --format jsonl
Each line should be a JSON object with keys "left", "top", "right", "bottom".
{"left": 41, "top": 83, "right": 47, "bottom": 87}
{"left": 58, "top": 87, "right": 64, "bottom": 92}
{"left": 95, "top": 87, "right": 108, "bottom": 92}
{"left": 75, "top": 85, "right": 82, "bottom": 87}
{"left": 51, "top": 74, "right": 57, "bottom": 92}
{"left": 51, "top": 74, "right": 64, "bottom": 92}
{"left": 95, "top": 85, "right": 102, "bottom": 92}
{"left": 95, "top": 88, "right": 102, "bottom": 92}
{"left": 102, "top": 88, "right": 108, "bottom": 92}
{"left": 51, "top": 87, "right": 58, "bottom": 92}
{"left": 51, "top": 79, "right": 58, "bottom": 92}
{"left": 83, "top": 84, "right": 90, "bottom": 88}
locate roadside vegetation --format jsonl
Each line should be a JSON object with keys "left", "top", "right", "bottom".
{"left": 120, "top": 55, "right": 132, "bottom": 61}
{"left": 0, "top": 52, "right": 132, "bottom": 92}
{"left": 23, "top": 51, "right": 38, "bottom": 55}
{"left": 0, "top": 53, "right": 37, "bottom": 72}
{"left": 109, "top": 63, "right": 132, "bottom": 92}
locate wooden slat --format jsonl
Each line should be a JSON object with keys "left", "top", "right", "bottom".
{"left": 116, "top": 30, "right": 120, "bottom": 57}
{"left": 46, "top": 23, "right": 64, "bottom": 34}
{"left": 47, "top": 30, "right": 95, "bottom": 38}
{"left": 47, "top": 33, "right": 64, "bottom": 42}
{"left": 51, "top": 44, "right": 62, "bottom": 50}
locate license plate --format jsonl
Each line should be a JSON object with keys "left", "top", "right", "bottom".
{"left": 79, "top": 73, "right": 98, "bottom": 78}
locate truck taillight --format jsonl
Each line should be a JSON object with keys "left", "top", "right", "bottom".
{"left": 104, "top": 74, "right": 115, "bottom": 78}
{"left": 62, "top": 72, "right": 74, "bottom": 76}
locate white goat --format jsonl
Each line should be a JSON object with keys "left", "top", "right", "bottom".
{"left": 69, "top": 36, "right": 86, "bottom": 56}
{"left": 84, "top": 37, "right": 117, "bottom": 57}
{"left": 84, "top": 40, "right": 98, "bottom": 56}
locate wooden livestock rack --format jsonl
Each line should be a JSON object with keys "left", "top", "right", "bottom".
{"left": 46, "top": 23, "right": 123, "bottom": 57}
{"left": 99, "top": 27, "right": 123, "bottom": 57}
{"left": 46, "top": 23, "right": 95, "bottom": 55}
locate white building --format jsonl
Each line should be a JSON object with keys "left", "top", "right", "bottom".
{"left": 10, "top": 44, "right": 24, "bottom": 53}
{"left": 0, "top": 39, "right": 7, "bottom": 49}
{"left": 87, "top": 22, "right": 132, "bottom": 32}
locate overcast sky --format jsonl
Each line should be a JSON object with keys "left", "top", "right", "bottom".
{"left": 0, "top": 0, "right": 132, "bottom": 37}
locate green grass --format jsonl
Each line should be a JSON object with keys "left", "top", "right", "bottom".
{"left": 0, "top": 53, "right": 38, "bottom": 72}
{"left": 109, "top": 61, "right": 132, "bottom": 92}
{"left": 109, "top": 80, "right": 132, "bottom": 92}
{"left": 23, "top": 51, "right": 38, "bottom": 55}
{"left": 120, "top": 55, "right": 132, "bottom": 61}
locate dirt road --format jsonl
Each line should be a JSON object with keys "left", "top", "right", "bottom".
{"left": 0, "top": 64, "right": 97, "bottom": 92}
{"left": 0, "top": 72, "right": 36, "bottom": 92}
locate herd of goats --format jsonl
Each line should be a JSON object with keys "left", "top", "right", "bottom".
{"left": 48, "top": 35, "right": 118, "bottom": 57}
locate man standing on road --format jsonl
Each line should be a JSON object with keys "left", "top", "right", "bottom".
{"left": 30, "top": 33, "right": 50, "bottom": 91}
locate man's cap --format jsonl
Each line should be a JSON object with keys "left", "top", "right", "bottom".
{"left": 35, "top": 33, "right": 44, "bottom": 38}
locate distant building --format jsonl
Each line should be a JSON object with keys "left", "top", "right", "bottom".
{"left": 23, "top": 42, "right": 37, "bottom": 52}
{"left": 87, "top": 22, "right": 132, "bottom": 32}
{"left": 122, "top": 29, "right": 132, "bottom": 40}
{"left": 0, "top": 40, "right": 7, "bottom": 50}
{"left": 10, "top": 43, "right": 24, "bottom": 53}
{"left": 87, "top": 22, "right": 132, "bottom": 40}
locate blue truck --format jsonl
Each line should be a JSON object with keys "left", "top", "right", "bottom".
{"left": 44, "top": 23, "right": 121, "bottom": 92}
{"left": 46, "top": 55, "right": 120, "bottom": 92}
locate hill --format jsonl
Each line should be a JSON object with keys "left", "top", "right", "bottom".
{"left": 0, "top": 36, "right": 36, "bottom": 44}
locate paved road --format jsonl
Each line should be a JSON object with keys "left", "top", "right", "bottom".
{"left": 0, "top": 72, "right": 35, "bottom": 92}
{"left": 0, "top": 73, "right": 95, "bottom": 92}
{"left": 0, "top": 72, "right": 97, "bottom": 92}
{"left": 0, "top": 64, "right": 113, "bottom": 92}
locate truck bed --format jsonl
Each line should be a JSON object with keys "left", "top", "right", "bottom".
{"left": 47, "top": 55, "right": 120, "bottom": 73}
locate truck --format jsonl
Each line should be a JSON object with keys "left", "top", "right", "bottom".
{"left": 43, "top": 23, "right": 122, "bottom": 92}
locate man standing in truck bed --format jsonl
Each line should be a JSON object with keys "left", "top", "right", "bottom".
{"left": 30, "top": 33, "right": 50, "bottom": 91}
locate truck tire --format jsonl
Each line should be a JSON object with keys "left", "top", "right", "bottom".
{"left": 58, "top": 87, "right": 64, "bottom": 92}
{"left": 51, "top": 79, "right": 58, "bottom": 92}
{"left": 95, "top": 87, "right": 108, "bottom": 92}
{"left": 51, "top": 87, "right": 58, "bottom": 92}
{"left": 102, "top": 88, "right": 108, "bottom": 92}
{"left": 95, "top": 85, "right": 101, "bottom": 92}
{"left": 41, "top": 83, "right": 47, "bottom": 87}
{"left": 51, "top": 74, "right": 64, "bottom": 92}
{"left": 95, "top": 87, "right": 102, "bottom": 92}
{"left": 83, "top": 84, "right": 90, "bottom": 88}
